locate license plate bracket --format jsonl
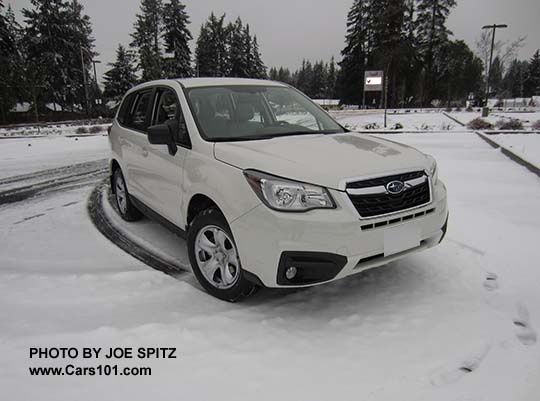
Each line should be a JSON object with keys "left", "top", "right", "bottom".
{"left": 384, "top": 224, "right": 420, "bottom": 257}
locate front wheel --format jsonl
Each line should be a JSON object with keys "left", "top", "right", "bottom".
{"left": 187, "top": 208, "right": 255, "bottom": 302}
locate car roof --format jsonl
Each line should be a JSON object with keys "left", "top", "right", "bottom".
{"left": 176, "top": 77, "right": 288, "bottom": 88}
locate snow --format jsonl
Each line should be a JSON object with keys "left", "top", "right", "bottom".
{"left": 1, "top": 132, "right": 540, "bottom": 400}
{"left": 485, "top": 133, "right": 540, "bottom": 168}
{"left": 450, "top": 111, "right": 540, "bottom": 130}
{"left": 0, "top": 136, "right": 110, "bottom": 179}
{"left": 332, "top": 111, "right": 464, "bottom": 131}
{"left": 0, "top": 123, "right": 111, "bottom": 138}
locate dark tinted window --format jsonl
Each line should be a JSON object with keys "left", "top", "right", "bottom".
{"left": 125, "top": 90, "right": 153, "bottom": 131}
{"left": 117, "top": 93, "right": 135, "bottom": 125}
{"left": 152, "top": 88, "right": 190, "bottom": 147}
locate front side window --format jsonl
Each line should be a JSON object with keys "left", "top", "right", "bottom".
{"left": 152, "top": 88, "right": 190, "bottom": 147}
{"left": 186, "top": 85, "right": 344, "bottom": 141}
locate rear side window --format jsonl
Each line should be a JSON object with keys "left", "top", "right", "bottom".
{"left": 124, "top": 90, "right": 153, "bottom": 131}
{"left": 117, "top": 93, "right": 135, "bottom": 125}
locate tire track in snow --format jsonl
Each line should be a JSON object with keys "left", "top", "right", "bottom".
{"left": 86, "top": 180, "right": 189, "bottom": 277}
{"left": 0, "top": 159, "right": 108, "bottom": 205}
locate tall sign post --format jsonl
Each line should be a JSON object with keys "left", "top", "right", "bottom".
{"left": 364, "top": 70, "right": 387, "bottom": 127}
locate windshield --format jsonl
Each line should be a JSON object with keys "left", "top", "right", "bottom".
{"left": 185, "top": 85, "right": 345, "bottom": 141}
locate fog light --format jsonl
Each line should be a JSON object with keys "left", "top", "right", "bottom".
{"left": 285, "top": 266, "right": 297, "bottom": 280}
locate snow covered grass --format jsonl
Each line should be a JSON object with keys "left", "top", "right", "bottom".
{"left": 484, "top": 133, "right": 540, "bottom": 168}
{"left": 332, "top": 111, "right": 463, "bottom": 131}
{"left": 0, "top": 136, "right": 110, "bottom": 179}
{"left": 450, "top": 111, "right": 540, "bottom": 131}
{"left": 0, "top": 122, "right": 111, "bottom": 138}
{"left": 1, "top": 132, "right": 539, "bottom": 400}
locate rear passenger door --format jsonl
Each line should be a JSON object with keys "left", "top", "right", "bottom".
{"left": 139, "top": 86, "right": 190, "bottom": 227}
{"left": 120, "top": 89, "right": 154, "bottom": 201}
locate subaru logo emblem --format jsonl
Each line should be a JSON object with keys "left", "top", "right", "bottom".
{"left": 386, "top": 180, "right": 405, "bottom": 195}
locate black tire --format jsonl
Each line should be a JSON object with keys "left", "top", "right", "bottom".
{"left": 187, "top": 208, "right": 256, "bottom": 302}
{"left": 112, "top": 168, "right": 143, "bottom": 222}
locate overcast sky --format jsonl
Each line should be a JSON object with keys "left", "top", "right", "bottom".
{"left": 10, "top": 0, "right": 540, "bottom": 84}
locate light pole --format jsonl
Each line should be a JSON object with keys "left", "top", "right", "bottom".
{"left": 80, "top": 46, "right": 100, "bottom": 116}
{"left": 482, "top": 24, "right": 508, "bottom": 116}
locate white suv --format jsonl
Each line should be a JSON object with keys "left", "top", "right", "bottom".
{"left": 109, "top": 78, "right": 448, "bottom": 301}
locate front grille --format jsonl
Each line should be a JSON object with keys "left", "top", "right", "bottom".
{"left": 347, "top": 171, "right": 431, "bottom": 218}
{"left": 347, "top": 171, "right": 424, "bottom": 189}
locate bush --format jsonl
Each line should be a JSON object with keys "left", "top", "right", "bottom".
{"left": 466, "top": 118, "right": 494, "bottom": 130}
{"left": 497, "top": 119, "right": 524, "bottom": 130}
{"left": 364, "top": 122, "right": 380, "bottom": 130}
{"left": 455, "top": 106, "right": 462, "bottom": 112}
{"left": 445, "top": 107, "right": 453, "bottom": 112}
{"left": 89, "top": 125, "right": 103, "bottom": 133}
{"left": 532, "top": 120, "right": 540, "bottom": 130}
{"left": 465, "top": 105, "right": 474, "bottom": 112}
{"left": 392, "top": 122, "right": 404, "bottom": 130}
{"left": 75, "top": 126, "right": 88, "bottom": 134}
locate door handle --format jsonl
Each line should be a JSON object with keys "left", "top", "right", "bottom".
{"left": 141, "top": 148, "right": 148, "bottom": 157}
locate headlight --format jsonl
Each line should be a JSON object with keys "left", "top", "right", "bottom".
{"left": 244, "top": 170, "right": 336, "bottom": 212}
{"left": 426, "top": 155, "right": 438, "bottom": 184}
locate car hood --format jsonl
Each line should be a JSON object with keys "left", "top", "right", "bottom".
{"left": 214, "top": 132, "right": 430, "bottom": 190}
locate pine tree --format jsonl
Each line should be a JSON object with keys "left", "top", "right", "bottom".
{"left": 23, "top": 0, "right": 95, "bottom": 112}
{"left": 162, "top": 0, "right": 192, "bottom": 78}
{"left": 227, "top": 18, "right": 249, "bottom": 77}
{"left": 326, "top": 57, "right": 338, "bottom": 99}
{"left": 249, "top": 35, "right": 266, "bottom": 78}
{"left": 525, "top": 50, "right": 540, "bottom": 97}
{"left": 195, "top": 13, "right": 228, "bottom": 77}
{"left": 338, "top": 0, "right": 371, "bottom": 105}
{"left": 103, "top": 45, "right": 139, "bottom": 101}
{"left": 268, "top": 67, "right": 278, "bottom": 81}
{"left": 416, "top": 0, "right": 457, "bottom": 106}
{"left": 503, "top": 59, "right": 527, "bottom": 98}
{"left": 277, "top": 67, "right": 292, "bottom": 84}
{"left": 131, "top": 0, "right": 164, "bottom": 82}
{"left": 0, "top": 1, "right": 20, "bottom": 122}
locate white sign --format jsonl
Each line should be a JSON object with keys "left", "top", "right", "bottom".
{"left": 365, "top": 77, "right": 382, "bottom": 86}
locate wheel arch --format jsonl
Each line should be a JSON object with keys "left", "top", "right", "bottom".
{"left": 186, "top": 193, "right": 224, "bottom": 230}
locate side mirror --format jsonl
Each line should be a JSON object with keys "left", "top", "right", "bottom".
{"left": 147, "top": 123, "right": 172, "bottom": 145}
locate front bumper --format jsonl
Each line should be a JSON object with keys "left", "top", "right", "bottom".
{"left": 230, "top": 180, "right": 448, "bottom": 288}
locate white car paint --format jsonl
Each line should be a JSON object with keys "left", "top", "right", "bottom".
{"left": 109, "top": 78, "right": 448, "bottom": 288}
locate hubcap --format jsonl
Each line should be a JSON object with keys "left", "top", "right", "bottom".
{"left": 115, "top": 175, "right": 127, "bottom": 214}
{"left": 195, "top": 225, "right": 240, "bottom": 289}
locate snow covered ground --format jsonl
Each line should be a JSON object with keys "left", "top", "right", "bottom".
{"left": 333, "top": 110, "right": 463, "bottom": 131}
{"left": 0, "top": 131, "right": 539, "bottom": 400}
{"left": 485, "top": 133, "right": 540, "bottom": 168}
{"left": 450, "top": 111, "right": 540, "bottom": 130}
{"left": 0, "top": 136, "right": 110, "bottom": 179}
{"left": 0, "top": 122, "right": 111, "bottom": 138}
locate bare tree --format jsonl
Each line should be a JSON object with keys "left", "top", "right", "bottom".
{"left": 475, "top": 31, "right": 526, "bottom": 76}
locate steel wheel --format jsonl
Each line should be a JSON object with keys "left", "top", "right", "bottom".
{"left": 115, "top": 175, "right": 128, "bottom": 214}
{"left": 194, "top": 225, "right": 240, "bottom": 289}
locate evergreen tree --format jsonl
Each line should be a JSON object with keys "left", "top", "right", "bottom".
{"left": 277, "top": 67, "right": 292, "bottom": 84}
{"left": 489, "top": 56, "right": 504, "bottom": 97}
{"left": 227, "top": 18, "right": 249, "bottom": 77}
{"left": 503, "top": 59, "right": 527, "bottom": 98}
{"left": 326, "top": 57, "right": 338, "bottom": 99}
{"left": 416, "top": 0, "right": 457, "bottom": 106}
{"left": 131, "top": 0, "right": 164, "bottom": 82}
{"left": 268, "top": 67, "right": 278, "bottom": 81}
{"left": 338, "top": 0, "right": 370, "bottom": 105}
{"left": 439, "top": 40, "right": 483, "bottom": 105}
{"left": 249, "top": 35, "right": 266, "bottom": 78}
{"left": 103, "top": 45, "right": 139, "bottom": 101}
{"left": 0, "top": 1, "right": 20, "bottom": 122}
{"left": 22, "top": 0, "right": 95, "bottom": 112}
{"left": 162, "top": 0, "right": 192, "bottom": 78}
{"left": 525, "top": 50, "right": 540, "bottom": 97}
{"left": 195, "top": 13, "right": 228, "bottom": 77}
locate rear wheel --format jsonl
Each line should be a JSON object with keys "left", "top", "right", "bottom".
{"left": 112, "top": 168, "right": 143, "bottom": 222}
{"left": 187, "top": 208, "right": 256, "bottom": 301}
